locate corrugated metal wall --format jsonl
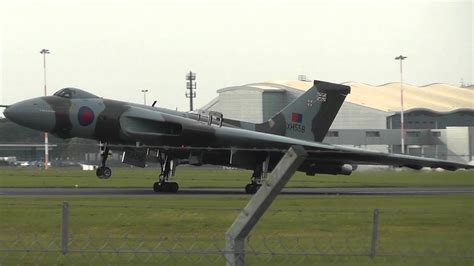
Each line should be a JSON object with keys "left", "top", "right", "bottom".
{"left": 262, "top": 92, "right": 286, "bottom": 121}
{"left": 330, "top": 102, "right": 389, "bottom": 129}
{"left": 214, "top": 90, "right": 263, "bottom": 123}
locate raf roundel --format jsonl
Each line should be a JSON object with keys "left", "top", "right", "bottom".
{"left": 78, "top": 106, "right": 95, "bottom": 126}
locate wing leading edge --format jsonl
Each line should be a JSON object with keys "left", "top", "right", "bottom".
{"left": 115, "top": 80, "right": 472, "bottom": 173}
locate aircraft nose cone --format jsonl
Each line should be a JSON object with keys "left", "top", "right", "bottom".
{"left": 4, "top": 98, "right": 55, "bottom": 132}
{"left": 3, "top": 106, "right": 12, "bottom": 119}
{"left": 3, "top": 104, "right": 20, "bottom": 121}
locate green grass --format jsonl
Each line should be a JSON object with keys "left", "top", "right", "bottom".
{"left": 0, "top": 167, "right": 473, "bottom": 264}
{"left": 0, "top": 167, "right": 473, "bottom": 188}
{"left": 0, "top": 195, "right": 473, "bottom": 265}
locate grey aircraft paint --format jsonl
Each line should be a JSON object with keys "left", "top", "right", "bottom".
{"left": 3, "top": 81, "right": 474, "bottom": 178}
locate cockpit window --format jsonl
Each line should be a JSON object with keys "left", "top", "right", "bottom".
{"left": 53, "top": 88, "right": 99, "bottom": 99}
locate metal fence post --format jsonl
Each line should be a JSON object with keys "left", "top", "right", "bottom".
{"left": 61, "top": 201, "right": 69, "bottom": 255}
{"left": 370, "top": 208, "right": 379, "bottom": 258}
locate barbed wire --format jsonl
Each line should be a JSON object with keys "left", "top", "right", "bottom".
{"left": 0, "top": 203, "right": 472, "bottom": 265}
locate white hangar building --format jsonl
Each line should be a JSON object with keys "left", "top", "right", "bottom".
{"left": 199, "top": 80, "right": 474, "bottom": 163}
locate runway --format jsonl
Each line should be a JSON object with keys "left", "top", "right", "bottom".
{"left": 0, "top": 187, "right": 472, "bottom": 196}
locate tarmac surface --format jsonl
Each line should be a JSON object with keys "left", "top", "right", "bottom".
{"left": 0, "top": 187, "right": 472, "bottom": 196}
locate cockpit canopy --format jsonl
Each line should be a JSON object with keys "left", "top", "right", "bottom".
{"left": 53, "top": 88, "right": 99, "bottom": 99}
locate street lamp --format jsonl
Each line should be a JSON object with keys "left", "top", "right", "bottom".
{"left": 141, "top": 89, "right": 149, "bottom": 105}
{"left": 395, "top": 55, "right": 407, "bottom": 154}
{"left": 40, "top": 49, "right": 50, "bottom": 170}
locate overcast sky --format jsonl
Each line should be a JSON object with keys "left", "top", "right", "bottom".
{"left": 0, "top": 0, "right": 472, "bottom": 113}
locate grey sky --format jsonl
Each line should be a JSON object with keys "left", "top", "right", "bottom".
{"left": 1, "top": 0, "right": 472, "bottom": 113}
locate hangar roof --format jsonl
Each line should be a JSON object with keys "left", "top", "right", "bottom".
{"left": 217, "top": 85, "right": 285, "bottom": 93}
{"left": 257, "top": 80, "right": 474, "bottom": 113}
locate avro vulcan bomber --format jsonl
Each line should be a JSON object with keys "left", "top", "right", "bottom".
{"left": 3, "top": 80, "right": 473, "bottom": 193}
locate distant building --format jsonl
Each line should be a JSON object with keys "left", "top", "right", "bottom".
{"left": 0, "top": 144, "right": 57, "bottom": 162}
{"left": 199, "top": 80, "right": 474, "bottom": 163}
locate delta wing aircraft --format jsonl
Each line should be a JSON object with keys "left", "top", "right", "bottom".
{"left": 3, "top": 80, "right": 473, "bottom": 193}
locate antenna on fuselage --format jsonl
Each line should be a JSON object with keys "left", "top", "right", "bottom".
{"left": 152, "top": 100, "right": 157, "bottom": 107}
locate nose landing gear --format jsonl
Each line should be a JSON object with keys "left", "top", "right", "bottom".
{"left": 96, "top": 166, "right": 112, "bottom": 179}
{"left": 96, "top": 142, "right": 112, "bottom": 179}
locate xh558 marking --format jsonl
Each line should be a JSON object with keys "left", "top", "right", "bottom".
{"left": 3, "top": 80, "right": 473, "bottom": 193}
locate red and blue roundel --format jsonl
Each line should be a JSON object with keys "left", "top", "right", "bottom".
{"left": 78, "top": 106, "right": 95, "bottom": 126}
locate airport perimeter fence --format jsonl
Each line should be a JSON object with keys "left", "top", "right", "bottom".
{"left": 0, "top": 201, "right": 472, "bottom": 265}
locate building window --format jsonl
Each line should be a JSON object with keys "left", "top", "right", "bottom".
{"left": 327, "top": 131, "right": 339, "bottom": 137}
{"left": 366, "top": 131, "right": 380, "bottom": 137}
{"left": 431, "top": 131, "right": 441, "bottom": 137}
{"left": 406, "top": 131, "right": 420, "bottom": 137}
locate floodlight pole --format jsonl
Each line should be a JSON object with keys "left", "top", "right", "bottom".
{"left": 141, "top": 89, "right": 148, "bottom": 105}
{"left": 185, "top": 71, "right": 196, "bottom": 111}
{"left": 395, "top": 55, "right": 407, "bottom": 154}
{"left": 40, "top": 49, "right": 50, "bottom": 170}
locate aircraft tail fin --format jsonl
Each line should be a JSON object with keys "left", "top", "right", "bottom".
{"left": 255, "top": 80, "right": 351, "bottom": 142}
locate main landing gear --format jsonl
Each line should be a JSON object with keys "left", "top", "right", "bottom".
{"left": 245, "top": 156, "right": 270, "bottom": 194}
{"left": 245, "top": 169, "right": 262, "bottom": 194}
{"left": 153, "top": 153, "right": 179, "bottom": 193}
{"left": 96, "top": 143, "right": 112, "bottom": 179}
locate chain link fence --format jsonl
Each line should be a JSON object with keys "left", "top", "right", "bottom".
{"left": 0, "top": 201, "right": 472, "bottom": 265}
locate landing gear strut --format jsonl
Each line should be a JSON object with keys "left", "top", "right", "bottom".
{"left": 153, "top": 152, "right": 179, "bottom": 193}
{"left": 245, "top": 169, "right": 262, "bottom": 194}
{"left": 245, "top": 155, "right": 270, "bottom": 194}
{"left": 96, "top": 142, "right": 112, "bottom": 179}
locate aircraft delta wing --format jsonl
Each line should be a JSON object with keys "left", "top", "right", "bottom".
{"left": 3, "top": 80, "right": 473, "bottom": 193}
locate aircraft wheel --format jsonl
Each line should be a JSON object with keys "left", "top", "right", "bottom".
{"left": 153, "top": 182, "right": 179, "bottom": 193}
{"left": 169, "top": 182, "right": 179, "bottom": 193}
{"left": 245, "top": 184, "right": 252, "bottom": 194}
{"left": 249, "top": 185, "right": 258, "bottom": 194}
{"left": 153, "top": 182, "right": 162, "bottom": 192}
{"left": 96, "top": 167, "right": 104, "bottom": 178}
{"left": 102, "top": 167, "right": 112, "bottom": 179}
{"left": 245, "top": 184, "right": 260, "bottom": 194}
{"left": 252, "top": 184, "right": 258, "bottom": 194}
